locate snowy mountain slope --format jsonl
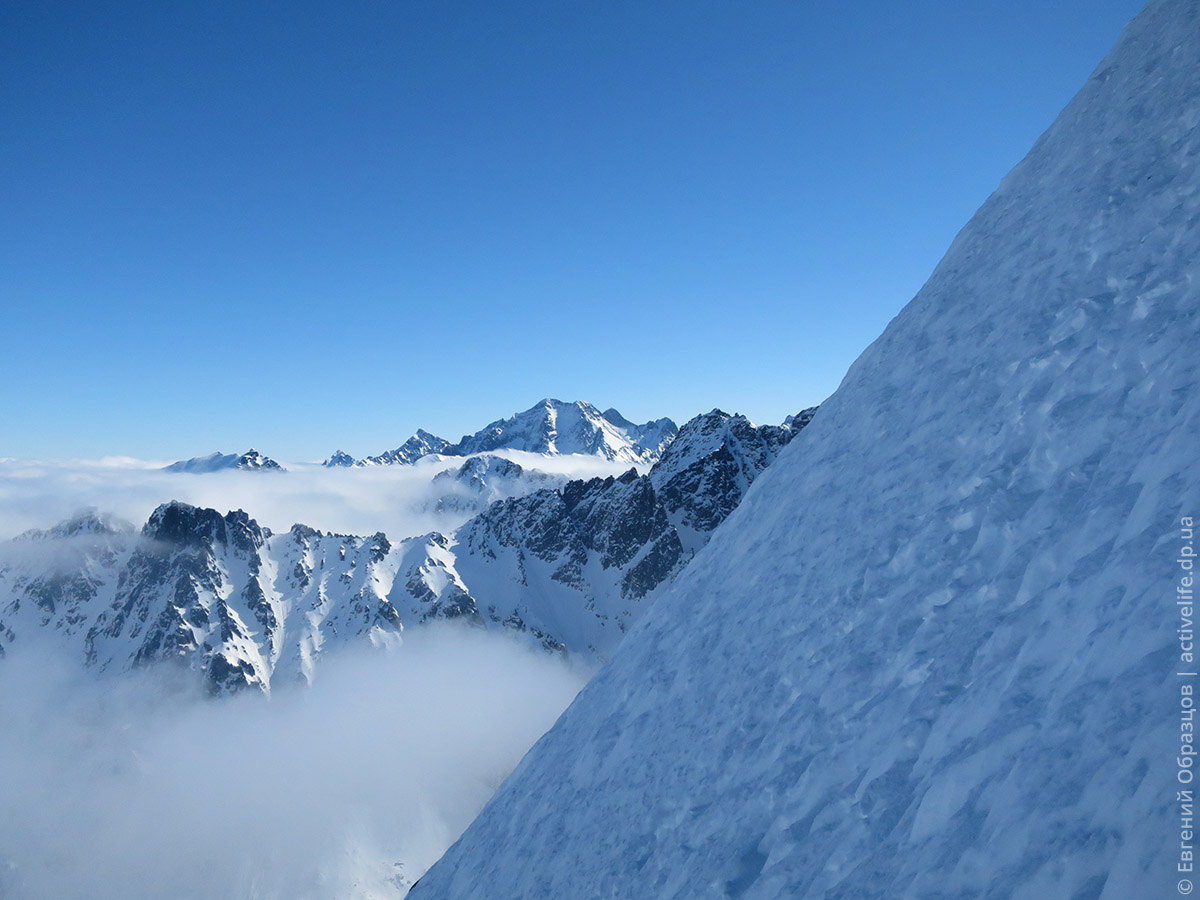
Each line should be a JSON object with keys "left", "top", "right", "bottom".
{"left": 164, "top": 449, "right": 285, "bottom": 473}
{"left": 598, "top": 406, "right": 679, "bottom": 457}
{"left": 334, "top": 400, "right": 678, "bottom": 468}
{"left": 408, "top": 3, "right": 1200, "bottom": 898}
{"left": 0, "top": 511, "right": 134, "bottom": 659}
{"left": 453, "top": 408, "right": 814, "bottom": 657}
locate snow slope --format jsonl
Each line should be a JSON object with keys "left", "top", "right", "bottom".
{"left": 409, "top": 3, "right": 1200, "bottom": 897}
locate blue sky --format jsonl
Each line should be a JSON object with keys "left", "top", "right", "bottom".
{"left": 2, "top": 0, "right": 1145, "bottom": 461}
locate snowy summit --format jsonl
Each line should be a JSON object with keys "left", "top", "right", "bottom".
{"left": 163, "top": 449, "right": 285, "bottom": 473}
{"left": 327, "top": 399, "right": 678, "bottom": 468}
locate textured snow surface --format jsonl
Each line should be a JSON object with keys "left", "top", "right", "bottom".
{"left": 410, "top": 3, "right": 1200, "bottom": 898}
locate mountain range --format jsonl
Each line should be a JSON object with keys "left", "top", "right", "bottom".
{"left": 161, "top": 400, "right": 678, "bottom": 474}
{"left": 0, "top": 406, "right": 814, "bottom": 692}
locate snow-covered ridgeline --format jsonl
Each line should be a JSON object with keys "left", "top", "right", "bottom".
{"left": 327, "top": 398, "right": 678, "bottom": 468}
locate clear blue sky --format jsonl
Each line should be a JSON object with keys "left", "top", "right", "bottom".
{"left": 1, "top": 0, "right": 1146, "bottom": 461}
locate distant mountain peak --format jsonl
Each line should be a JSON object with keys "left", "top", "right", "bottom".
{"left": 450, "top": 399, "right": 677, "bottom": 463}
{"left": 350, "top": 430, "right": 453, "bottom": 467}
{"left": 599, "top": 407, "right": 633, "bottom": 428}
{"left": 144, "top": 501, "right": 268, "bottom": 551}
{"left": 333, "top": 400, "right": 679, "bottom": 469}
{"left": 322, "top": 449, "right": 356, "bottom": 468}
{"left": 164, "top": 449, "right": 285, "bottom": 473}
{"left": 16, "top": 508, "right": 134, "bottom": 541}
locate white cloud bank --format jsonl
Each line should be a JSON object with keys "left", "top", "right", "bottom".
{"left": 0, "top": 451, "right": 637, "bottom": 541}
{"left": 0, "top": 626, "right": 588, "bottom": 899}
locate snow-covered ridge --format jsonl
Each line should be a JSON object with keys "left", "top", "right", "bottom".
{"left": 160, "top": 401, "right": 675, "bottom": 474}
{"left": 16, "top": 508, "right": 133, "bottom": 541}
{"left": 407, "top": 3, "right": 1200, "bottom": 896}
{"left": 345, "top": 429, "right": 453, "bottom": 467}
{"left": 326, "top": 399, "right": 679, "bottom": 468}
{"left": 451, "top": 398, "right": 676, "bottom": 463}
{"left": 164, "top": 448, "right": 285, "bottom": 473}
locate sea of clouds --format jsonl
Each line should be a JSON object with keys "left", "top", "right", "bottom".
{"left": 0, "top": 626, "right": 587, "bottom": 899}
{"left": 0, "top": 451, "right": 636, "bottom": 541}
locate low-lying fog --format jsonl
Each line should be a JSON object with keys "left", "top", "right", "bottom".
{"left": 0, "top": 627, "right": 587, "bottom": 899}
{"left": 0, "top": 451, "right": 638, "bottom": 540}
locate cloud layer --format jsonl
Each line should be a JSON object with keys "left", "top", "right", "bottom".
{"left": 0, "top": 452, "right": 636, "bottom": 541}
{"left": 0, "top": 626, "right": 587, "bottom": 899}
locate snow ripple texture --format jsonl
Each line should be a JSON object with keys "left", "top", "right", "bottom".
{"left": 409, "top": 2, "right": 1200, "bottom": 898}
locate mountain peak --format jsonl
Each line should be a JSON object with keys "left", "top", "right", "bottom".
{"left": 144, "top": 501, "right": 266, "bottom": 551}
{"left": 451, "top": 399, "right": 677, "bottom": 463}
{"left": 323, "top": 449, "right": 356, "bottom": 467}
{"left": 354, "top": 430, "right": 452, "bottom": 467}
{"left": 344, "top": 400, "right": 679, "bottom": 467}
{"left": 16, "top": 508, "right": 134, "bottom": 541}
{"left": 163, "top": 449, "right": 285, "bottom": 473}
{"left": 599, "top": 407, "right": 633, "bottom": 428}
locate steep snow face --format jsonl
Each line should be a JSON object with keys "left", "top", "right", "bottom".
{"left": 450, "top": 399, "right": 677, "bottom": 463}
{"left": 409, "top": 4, "right": 1200, "bottom": 899}
{"left": 164, "top": 449, "right": 285, "bottom": 473}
